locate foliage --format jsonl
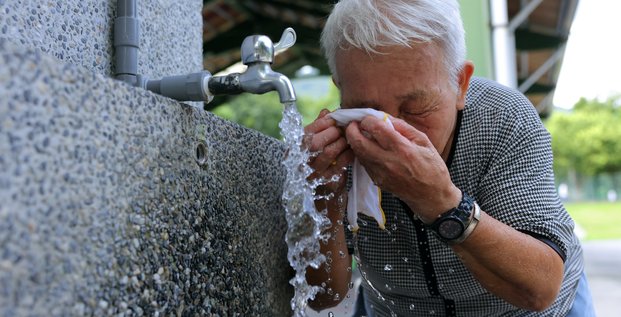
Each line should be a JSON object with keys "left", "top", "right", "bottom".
{"left": 212, "top": 78, "right": 340, "bottom": 139}
{"left": 545, "top": 96, "right": 621, "bottom": 176}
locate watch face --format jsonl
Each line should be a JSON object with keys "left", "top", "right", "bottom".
{"left": 438, "top": 218, "right": 464, "bottom": 240}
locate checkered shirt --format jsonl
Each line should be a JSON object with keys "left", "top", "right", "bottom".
{"left": 345, "top": 77, "right": 584, "bottom": 316}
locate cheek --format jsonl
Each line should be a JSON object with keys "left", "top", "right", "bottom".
{"left": 408, "top": 118, "right": 445, "bottom": 151}
{"left": 406, "top": 117, "right": 431, "bottom": 135}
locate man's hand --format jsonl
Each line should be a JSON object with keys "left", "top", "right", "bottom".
{"left": 344, "top": 115, "right": 461, "bottom": 222}
{"left": 304, "top": 109, "right": 354, "bottom": 197}
{"left": 304, "top": 109, "right": 355, "bottom": 310}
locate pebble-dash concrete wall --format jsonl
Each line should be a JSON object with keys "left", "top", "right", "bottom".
{"left": 0, "top": 1, "right": 292, "bottom": 316}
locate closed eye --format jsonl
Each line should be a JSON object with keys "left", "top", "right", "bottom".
{"left": 401, "top": 106, "right": 437, "bottom": 118}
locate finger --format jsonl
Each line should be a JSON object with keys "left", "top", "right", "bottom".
{"left": 334, "top": 148, "right": 354, "bottom": 169}
{"left": 309, "top": 148, "right": 352, "bottom": 191}
{"left": 390, "top": 117, "right": 431, "bottom": 146}
{"left": 357, "top": 115, "right": 406, "bottom": 151}
{"left": 344, "top": 121, "right": 386, "bottom": 158}
{"left": 308, "top": 126, "right": 343, "bottom": 152}
{"left": 310, "top": 136, "right": 350, "bottom": 172}
{"left": 304, "top": 109, "right": 337, "bottom": 135}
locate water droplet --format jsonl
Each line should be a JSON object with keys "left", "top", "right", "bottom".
{"left": 409, "top": 304, "right": 416, "bottom": 310}
{"left": 402, "top": 257, "right": 409, "bottom": 262}
{"left": 339, "top": 250, "right": 346, "bottom": 258}
{"left": 328, "top": 312, "right": 334, "bottom": 317}
{"left": 448, "top": 268, "right": 455, "bottom": 274}
{"left": 390, "top": 311, "right": 397, "bottom": 317}
{"left": 391, "top": 223, "right": 398, "bottom": 231}
{"left": 348, "top": 282, "right": 354, "bottom": 289}
{"left": 429, "top": 309, "right": 436, "bottom": 315}
{"left": 336, "top": 219, "right": 343, "bottom": 225}
{"left": 361, "top": 220, "right": 368, "bottom": 226}
{"left": 333, "top": 293, "right": 340, "bottom": 301}
{"left": 385, "top": 283, "right": 392, "bottom": 291}
{"left": 327, "top": 288, "right": 334, "bottom": 295}
{"left": 384, "top": 264, "right": 393, "bottom": 271}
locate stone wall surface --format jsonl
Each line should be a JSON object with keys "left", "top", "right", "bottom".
{"left": 0, "top": 0, "right": 293, "bottom": 316}
{"left": 0, "top": 0, "right": 203, "bottom": 79}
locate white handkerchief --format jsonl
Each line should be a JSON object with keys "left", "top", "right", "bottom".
{"left": 328, "top": 108, "right": 393, "bottom": 231}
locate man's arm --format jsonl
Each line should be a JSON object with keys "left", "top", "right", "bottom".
{"left": 345, "top": 116, "right": 564, "bottom": 311}
{"left": 452, "top": 211, "right": 564, "bottom": 311}
{"left": 303, "top": 109, "right": 355, "bottom": 310}
{"left": 306, "top": 194, "right": 353, "bottom": 311}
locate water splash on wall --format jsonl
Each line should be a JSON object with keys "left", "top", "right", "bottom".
{"left": 279, "top": 102, "right": 329, "bottom": 316}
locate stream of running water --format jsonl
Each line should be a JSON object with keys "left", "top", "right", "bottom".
{"left": 279, "top": 102, "right": 331, "bottom": 317}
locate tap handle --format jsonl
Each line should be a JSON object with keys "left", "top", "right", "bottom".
{"left": 240, "top": 27, "right": 296, "bottom": 65}
{"left": 274, "top": 27, "right": 296, "bottom": 54}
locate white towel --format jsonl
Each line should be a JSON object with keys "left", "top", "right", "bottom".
{"left": 328, "top": 108, "right": 393, "bottom": 231}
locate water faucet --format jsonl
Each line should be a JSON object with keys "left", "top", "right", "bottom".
{"left": 143, "top": 28, "right": 297, "bottom": 104}
{"left": 115, "top": 1, "right": 297, "bottom": 104}
{"left": 207, "top": 28, "right": 298, "bottom": 103}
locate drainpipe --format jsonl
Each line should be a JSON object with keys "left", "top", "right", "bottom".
{"left": 113, "top": 0, "right": 213, "bottom": 101}
{"left": 114, "top": 0, "right": 142, "bottom": 86}
{"left": 490, "top": 0, "right": 517, "bottom": 89}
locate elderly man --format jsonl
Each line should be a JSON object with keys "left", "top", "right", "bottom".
{"left": 304, "top": 0, "right": 594, "bottom": 316}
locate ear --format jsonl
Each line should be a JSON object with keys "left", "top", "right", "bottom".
{"left": 331, "top": 75, "right": 340, "bottom": 89}
{"left": 456, "top": 61, "right": 474, "bottom": 110}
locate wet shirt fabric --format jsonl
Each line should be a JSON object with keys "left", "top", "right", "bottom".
{"left": 345, "top": 77, "right": 584, "bottom": 317}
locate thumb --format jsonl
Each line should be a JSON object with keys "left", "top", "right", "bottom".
{"left": 318, "top": 108, "right": 332, "bottom": 119}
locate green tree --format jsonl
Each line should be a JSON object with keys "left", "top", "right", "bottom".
{"left": 212, "top": 79, "right": 340, "bottom": 139}
{"left": 546, "top": 96, "right": 621, "bottom": 175}
{"left": 545, "top": 96, "right": 621, "bottom": 199}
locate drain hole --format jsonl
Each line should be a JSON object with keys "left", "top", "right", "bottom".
{"left": 196, "top": 142, "right": 207, "bottom": 166}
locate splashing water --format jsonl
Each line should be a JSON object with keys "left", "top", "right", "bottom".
{"left": 279, "top": 102, "right": 330, "bottom": 316}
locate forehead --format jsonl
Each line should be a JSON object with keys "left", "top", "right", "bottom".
{"left": 334, "top": 44, "right": 448, "bottom": 107}
{"left": 335, "top": 43, "right": 442, "bottom": 72}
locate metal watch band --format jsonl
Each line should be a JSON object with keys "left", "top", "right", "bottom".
{"left": 448, "top": 201, "right": 481, "bottom": 245}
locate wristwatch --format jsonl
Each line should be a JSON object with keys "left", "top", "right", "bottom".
{"left": 428, "top": 192, "right": 481, "bottom": 244}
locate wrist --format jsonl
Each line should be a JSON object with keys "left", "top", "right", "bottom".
{"left": 427, "top": 191, "right": 481, "bottom": 244}
{"left": 415, "top": 185, "right": 462, "bottom": 225}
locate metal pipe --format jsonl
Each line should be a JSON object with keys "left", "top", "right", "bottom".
{"left": 518, "top": 44, "right": 566, "bottom": 93}
{"left": 208, "top": 64, "right": 296, "bottom": 103}
{"left": 508, "top": 0, "right": 544, "bottom": 31}
{"left": 490, "top": 0, "right": 518, "bottom": 89}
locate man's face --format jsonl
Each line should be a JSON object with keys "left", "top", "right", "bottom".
{"left": 334, "top": 43, "right": 468, "bottom": 160}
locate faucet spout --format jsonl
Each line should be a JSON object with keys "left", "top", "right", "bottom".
{"left": 208, "top": 63, "right": 296, "bottom": 103}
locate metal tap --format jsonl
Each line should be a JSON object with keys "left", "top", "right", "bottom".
{"left": 207, "top": 28, "right": 298, "bottom": 103}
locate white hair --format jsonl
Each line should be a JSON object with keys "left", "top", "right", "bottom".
{"left": 320, "top": 0, "right": 466, "bottom": 89}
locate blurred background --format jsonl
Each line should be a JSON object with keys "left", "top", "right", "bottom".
{"left": 200, "top": 0, "right": 620, "bottom": 315}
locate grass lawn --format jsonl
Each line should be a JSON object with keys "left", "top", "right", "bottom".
{"left": 564, "top": 202, "right": 621, "bottom": 240}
